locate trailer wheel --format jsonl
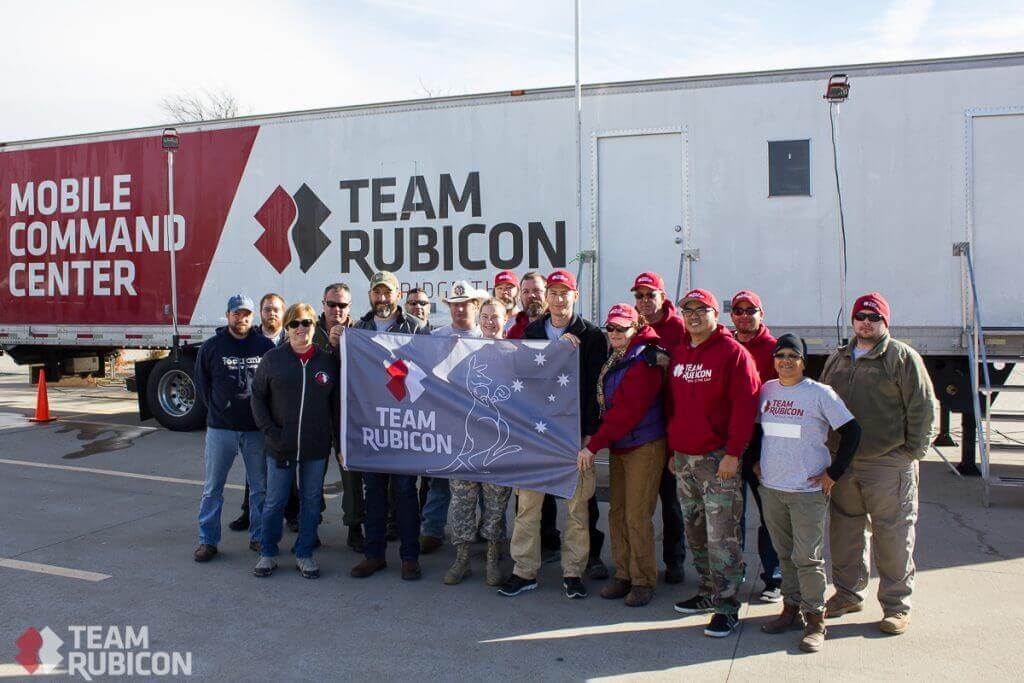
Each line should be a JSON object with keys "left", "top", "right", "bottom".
{"left": 147, "top": 355, "right": 206, "bottom": 431}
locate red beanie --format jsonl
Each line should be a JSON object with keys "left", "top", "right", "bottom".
{"left": 852, "top": 292, "right": 890, "bottom": 326}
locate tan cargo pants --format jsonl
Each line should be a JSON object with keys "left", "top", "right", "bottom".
{"left": 829, "top": 457, "right": 919, "bottom": 615}
{"left": 510, "top": 468, "right": 597, "bottom": 580}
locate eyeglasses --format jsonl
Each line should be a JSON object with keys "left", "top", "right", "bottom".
{"left": 287, "top": 319, "right": 314, "bottom": 329}
{"left": 323, "top": 301, "right": 350, "bottom": 309}
{"left": 605, "top": 325, "right": 630, "bottom": 333}
{"left": 633, "top": 291, "right": 658, "bottom": 301}
{"left": 853, "top": 312, "right": 883, "bottom": 322}
{"left": 406, "top": 300, "right": 429, "bottom": 307}
{"left": 681, "top": 306, "right": 713, "bottom": 317}
{"left": 773, "top": 352, "right": 803, "bottom": 361}
{"left": 732, "top": 306, "right": 759, "bottom": 316}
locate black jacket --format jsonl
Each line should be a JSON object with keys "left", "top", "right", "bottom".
{"left": 251, "top": 344, "right": 340, "bottom": 462}
{"left": 524, "top": 312, "right": 610, "bottom": 438}
{"left": 353, "top": 305, "right": 429, "bottom": 335}
{"left": 195, "top": 327, "right": 275, "bottom": 431}
{"left": 313, "top": 313, "right": 353, "bottom": 354}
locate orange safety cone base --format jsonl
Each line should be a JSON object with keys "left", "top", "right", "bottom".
{"left": 30, "top": 369, "right": 57, "bottom": 423}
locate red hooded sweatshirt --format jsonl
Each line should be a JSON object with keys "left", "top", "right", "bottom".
{"left": 735, "top": 324, "right": 778, "bottom": 384}
{"left": 650, "top": 299, "right": 686, "bottom": 351}
{"left": 587, "top": 326, "right": 665, "bottom": 454}
{"left": 666, "top": 323, "right": 761, "bottom": 458}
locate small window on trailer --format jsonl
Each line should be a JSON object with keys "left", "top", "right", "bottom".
{"left": 768, "top": 139, "right": 810, "bottom": 197}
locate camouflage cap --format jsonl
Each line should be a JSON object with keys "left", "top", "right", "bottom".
{"left": 369, "top": 271, "right": 400, "bottom": 292}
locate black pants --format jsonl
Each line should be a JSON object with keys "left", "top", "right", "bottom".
{"left": 540, "top": 493, "right": 605, "bottom": 559}
{"left": 658, "top": 466, "right": 687, "bottom": 566}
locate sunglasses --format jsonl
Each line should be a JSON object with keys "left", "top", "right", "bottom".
{"left": 773, "top": 352, "right": 803, "bottom": 361}
{"left": 287, "top": 319, "right": 315, "bottom": 329}
{"left": 324, "top": 301, "right": 350, "bottom": 309}
{"left": 605, "top": 324, "right": 630, "bottom": 333}
{"left": 853, "top": 312, "right": 884, "bottom": 322}
{"left": 633, "top": 291, "right": 659, "bottom": 301}
{"left": 406, "top": 300, "right": 429, "bottom": 307}
{"left": 732, "top": 306, "right": 759, "bottom": 316}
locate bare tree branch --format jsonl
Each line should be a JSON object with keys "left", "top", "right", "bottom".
{"left": 159, "top": 88, "right": 248, "bottom": 123}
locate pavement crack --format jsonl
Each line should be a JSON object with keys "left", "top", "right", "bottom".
{"left": 921, "top": 500, "right": 1007, "bottom": 559}
{"left": 8, "top": 507, "right": 180, "bottom": 562}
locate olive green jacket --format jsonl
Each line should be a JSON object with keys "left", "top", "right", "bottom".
{"left": 820, "top": 333, "right": 937, "bottom": 463}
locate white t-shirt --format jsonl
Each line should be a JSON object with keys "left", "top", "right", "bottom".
{"left": 374, "top": 317, "right": 396, "bottom": 332}
{"left": 757, "top": 378, "right": 854, "bottom": 493}
{"left": 431, "top": 324, "right": 482, "bottom": 338}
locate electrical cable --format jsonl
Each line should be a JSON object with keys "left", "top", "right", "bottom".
{"left": 829, "top": 102, "right": 849, "bottom": 347}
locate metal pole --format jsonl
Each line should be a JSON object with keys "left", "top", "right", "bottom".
{"left": 574, "top": 0, "right": 592, "bottom": 319}
{"left": 830, "top": 102, "right": 848, "bottom": 343}
{"left": 167, "top": 150, "right": 180, "bottom": 345}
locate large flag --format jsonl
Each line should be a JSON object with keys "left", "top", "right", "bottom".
{"left": 339, "top": 328, "right": 581, "bottom": 498}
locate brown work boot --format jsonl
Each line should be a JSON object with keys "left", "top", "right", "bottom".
{"left": 419, "top": 535, "right": 443, "bottom": 554}
{"left": 799, "top": 612, "right": 826, "bottom": 652}
{"left": 825, "top": 592, "right": 864, "bottom": 618}
{"left": 600, "top": 578, "right": 632, "bottom": 600}
{"left": 444, "top": 544, "right": 472, "bottom": 585}
{"left": 485, "top": 541, "right": 503, "bottom": 586}
{"left": 350, "top": 556, "right": 387, "bottom": 578}
{"left": 761, "top": 603, "right": 805, "bottom": 634}
{"left": 879, "top": 612, "right": 909, "bottom": 635}
{"left": 624, "top": 586, "right": 653, "bottom": 607}
{"left": 401, "top": 560, "right": 422, "bottom": 581}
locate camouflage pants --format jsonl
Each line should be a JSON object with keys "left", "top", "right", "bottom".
{"left": 448, "top": 479, "right": 512, "bottom": 544}
{"left": 673, "top": 449, "right": 745, "bottom": 615}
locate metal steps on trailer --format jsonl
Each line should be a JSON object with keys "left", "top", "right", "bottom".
{"left": 977, "top": 347, "right": 1024, "bottom": 505}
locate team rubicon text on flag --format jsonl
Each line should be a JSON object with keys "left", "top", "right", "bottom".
{"left": 339, "top": 329, "right": 581, "bottom": 498}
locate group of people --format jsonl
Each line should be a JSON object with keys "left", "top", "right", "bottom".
{"left": 191, "top": 266, "right": 937, "bottom": 653}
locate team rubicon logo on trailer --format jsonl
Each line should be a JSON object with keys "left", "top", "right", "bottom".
{"left": 314, "top": 370, "right": 331, "bottom": 385}
{"left": 385, "top": 359, "right": 426, "bottom": 403}
{"left": 253, "top": 184, "right": 331, "bottom": 274}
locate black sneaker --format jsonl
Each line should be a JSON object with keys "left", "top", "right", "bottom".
{"left": 286, "top": 519, "right": 299, "bottom": 533}
{"left": 585, "top": 557, "right": 609, "bottom": 581}
{"left": 228, "top": 514, "right": 249, "bottom": 532}
{"left": 704, "top": 613, "right": 739, "bottom": 638}
{"left": 673, "top": 595, "right": 715, "bottom": 614}
{"left": 563, "top": 576, "right": 588, "bottom": 599}
{"left": 541, "top": 531, "right": 562, "bottom": 551}
{"left": 193, "top": 544, "right": 218, "bottom": 562}
{"left": 498, "top": 574, "right": 537, "bottom": 597}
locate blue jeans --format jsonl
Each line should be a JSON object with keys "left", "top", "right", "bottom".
{"left": 420, "top": 477, "right": 450, "bottom": 537}
{"left": 198, "top": 428, "right": 266, "bottom": 546}
{"left": 364, "top": 473, "right": 420, "bottom": 561}
{"left": 261, "top": 457, "right": 327, "bottom": 559}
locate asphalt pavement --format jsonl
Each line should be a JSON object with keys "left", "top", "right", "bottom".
{"left": 1, "top": 355, "right": 1023, "bottom": 681}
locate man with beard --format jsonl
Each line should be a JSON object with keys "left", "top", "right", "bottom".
{"left": 193, "top": 295, "right": 275, "bottom": 562}
{"left": 350, "top": 271, "right": 430, "bottom": 581}
{"left": 229, "top": 293, "right": 292, "bottom": 533}
{"left": 506, "top": 271, "right": 546, "bottom": 340}
{"left": 628, "top": 272, "right": 687, "bottom": 585}
{"left": 493, "top": 270, "right": 520, "bottom": 333}
{"left": 729, "top": 289, "right": 783, "bottom": 603}
{"left": 820, "top": 293, "right": 937, "bottom": 636}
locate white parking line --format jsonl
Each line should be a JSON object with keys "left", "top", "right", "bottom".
{"left": 0, "top": 558, "right": 110, "bottom": 582}
{"left": 0, "top": 664, "right": 67, "bottom": 677}
{"left": 0, "top": 458, "right": 338, "bottom": 497}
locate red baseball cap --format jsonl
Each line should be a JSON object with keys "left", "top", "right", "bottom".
{"left": 731, "top": 290, "right": 763, "bottom": 311}
{"left": 631, "top": 271, "right": 666, "bottom": 292}
{"left": 678, "top": 288, "right": 720, "bottom": 313}
{"left": 605, "top": 303, "right": 639, "bottom": 328}
{"left": 853, "top": 292, "right": 890, "bottom": 326}
{"left": 494, "top": 270, "right": 519, "bottom": 288}
{"left": 546, "top": 269, "right": 577, "bottom": 291}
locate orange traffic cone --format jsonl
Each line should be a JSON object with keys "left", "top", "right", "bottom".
{"left": 30, "top": 369, "right": 56, "bottom": 423}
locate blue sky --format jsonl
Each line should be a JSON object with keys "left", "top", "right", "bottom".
{"left": 1, "top": 0, "right": 1021, "bottom": 141}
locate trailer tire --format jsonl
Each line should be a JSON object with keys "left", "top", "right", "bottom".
{"left": 147, "top": 355, "right": 206, "bottom": 431}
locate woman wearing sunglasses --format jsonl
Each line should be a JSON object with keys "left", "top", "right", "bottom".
{"left": 747, "top": 334, "right": 861, "bottom": 653}
{"left": 577, "top": 303, "right": 668, "bottom": 607}
{"left": 250, "top": 303, "right": 339, "bottom": 579}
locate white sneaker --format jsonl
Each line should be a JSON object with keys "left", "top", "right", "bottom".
{"left": 296, "top": 556, "right": 320, "bottom": 579}
{"left": 760, "top": 586, "right": 783, "bottom": 603}
{"left": 253, "top": 556, "right": 277, "bottom": 578}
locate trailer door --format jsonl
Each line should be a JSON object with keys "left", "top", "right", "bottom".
{"left": 595, "top": 130, "right": 687, "bottom": 316}
{"left": 971, "top": 111, "right": 1024, "bottom": 329}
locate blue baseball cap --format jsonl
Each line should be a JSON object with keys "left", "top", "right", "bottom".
{"left": 227, "top": 294, "right": 255, "bottom": 313}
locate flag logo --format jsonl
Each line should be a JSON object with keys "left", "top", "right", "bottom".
{"left": 385, "top": 359, "right": 426, "bottom": 403}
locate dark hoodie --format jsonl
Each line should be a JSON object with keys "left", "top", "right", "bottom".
{"left": 195, "top": 327, "right": 275, "bottom": 431}
{"left": 666, "top": 323, "right": 761, "bottom": 458}
{"left": 588, "top": 326, "right": 668, "bottom": 453}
